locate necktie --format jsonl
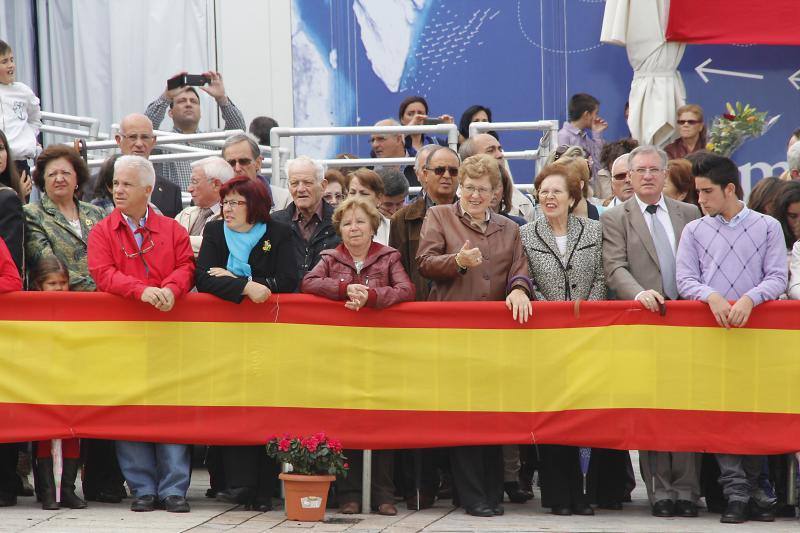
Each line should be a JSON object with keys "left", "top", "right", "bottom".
{"left": 645, "top": 204, "right": 678, "bottom": 300}
{"left": 188, "top": 208, "right": 214, "bottom": 236}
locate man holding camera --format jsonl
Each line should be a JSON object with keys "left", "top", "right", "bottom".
{"left": 145, "top": 70, "right": 246, "bottom": 191}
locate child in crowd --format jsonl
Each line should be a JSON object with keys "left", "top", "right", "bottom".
{"left": 0, "top": 236, "right": 21, "bottom": 291}
{"left": 0, "top": 39, "right": 41, "bottom": 176}
{"left": 29, "top": 256, "right": 86, "bottom": 510}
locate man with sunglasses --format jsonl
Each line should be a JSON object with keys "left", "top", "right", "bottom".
{"left": 605, "top": 154, "right": 634, "bottom": 208}
{"left": 88, "top": 155, "right": 195, "bottom": 514}
{"left": 220, "top": 133, "right": 291, "bottom": 211}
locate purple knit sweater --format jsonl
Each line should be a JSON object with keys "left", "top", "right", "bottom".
{"left": 675, "top": 209, "right": 787, "bottom": 305}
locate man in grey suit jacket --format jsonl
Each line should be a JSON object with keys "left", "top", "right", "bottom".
{"left": 601, "top": 145, "right": 702, "bottom": 518}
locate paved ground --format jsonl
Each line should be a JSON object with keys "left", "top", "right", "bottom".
{"left": 2, "top": 459, "right": 798, "bottom": 532}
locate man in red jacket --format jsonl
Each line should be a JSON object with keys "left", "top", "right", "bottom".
{"left": 87, "top": 155, "right": 195, "bottom": 513}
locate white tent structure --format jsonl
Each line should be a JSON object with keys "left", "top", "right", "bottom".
{"left": 601, "top": 0, "right": 686, "bottom": 147}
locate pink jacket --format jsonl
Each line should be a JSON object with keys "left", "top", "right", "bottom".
{"left": 301, "top": 242, "right": 415, "bottom": 309}
{"left": 87, "top": 208, "right": 195, "bottom": 300}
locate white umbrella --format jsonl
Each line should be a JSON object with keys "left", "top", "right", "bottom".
{"left": 601, "top": 0, "right": 686, "bottom": 147}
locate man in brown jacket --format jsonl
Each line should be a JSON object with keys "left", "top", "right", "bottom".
{"left": 389, "top": 146, "right": 459, "bottom": 302}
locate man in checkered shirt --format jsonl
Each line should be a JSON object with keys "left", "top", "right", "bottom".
{"left": 145, "top": 70, "right": 245, "bottom": 191}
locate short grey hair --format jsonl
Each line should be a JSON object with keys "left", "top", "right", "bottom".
{"left": 458, "top": 138, "right": 477, "bottom": 160}
{"left": 286, "top": 155, "right": 325, "bottom": 182}
{"left": 191, "top": 156, "right": 234, "bottom": 184}
{"left": 375, "top": 118, "right": 400, "bottom": 127}
{"left": 414, "top": 144, "right": 439, "bottom": 172}
{"left": 115, "top": 155, "right": 155, "bottom": 188}
{"left": 788, "top": 141, "right": 800, "bottom": 171}
{"left": 376, "top": 168, "right": 409, "bottom": 197}
{"left": 627, "top": 145, "right": 668, "bottom": 169}
{"left": 222, "top": 132, "right": 261, "bottom": 160}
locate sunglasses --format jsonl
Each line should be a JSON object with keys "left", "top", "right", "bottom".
{"left": 677, "top": 119, "right": 701, "bottom": 126}
{"left": 612, "top": 172, "right": 630, "bottom": 181}
{"left": 226, "top": 157, "right": 253, "bottom": 167}
{"left": 122, "top": 228, "right": 156, "bottom": 258}
{"left": 426, "top": 165, "right": 459, "bottom": 177}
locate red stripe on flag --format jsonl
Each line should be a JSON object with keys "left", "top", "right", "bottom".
{"left": 3, "top": 403, "right": 800, "bottom": 454}
{"left": 3, "top": 293, "right": 800, "bottom": 330}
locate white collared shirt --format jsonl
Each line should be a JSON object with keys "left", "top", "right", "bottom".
{"left": 635, "top": 194, "right": 676, "bottom": 253}
{"left": 717, "top": 201, "right": 750, "bottom": 228}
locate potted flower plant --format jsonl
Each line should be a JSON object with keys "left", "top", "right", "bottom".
{"left": 267, "top": 433, "right": 348, "bottom": 521}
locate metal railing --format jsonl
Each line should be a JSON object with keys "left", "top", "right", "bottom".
{"left": 40, "top": 111, "right": 104, "bottom": 141}
{"left": 468, "top": 120, "right": 559, "bottom": 175}
{"left": 269, "top": 124, "right": 459, "bottom": 187}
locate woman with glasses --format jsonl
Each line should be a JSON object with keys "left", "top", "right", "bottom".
{"left": 196, "top": 176, "right": 298, "bottom": 511}
{"left": 520, "top": 164, "right": 612, "bottom": 516}
{"left": 664, "top": 104, "right": 707, "bottom": 160}
{"left": 416, "top": 154, "right": 532, "bottom": 518}
{"left": 301, "top": 196, "right": 414, "bottom": 516}
{"left": 24, "top": 145, "right": 105, "bottom": 291}
{"left": 323, "top": 168, "right": 346, "bottom": 208}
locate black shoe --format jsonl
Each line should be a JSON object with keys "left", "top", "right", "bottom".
{"left": 35, "top": 458, "right": 59, "bottom": 510}
{"left": 162, "top": 495, "right": 190, "bottom": 513}
{"left": 492, "top": 504, "right": 505, "bottom": 515}
{"left": 598, "top": 501, "right": 623, "bottom": 510}
{"left": 85, "top": 489, "right": 123, "bottom": 504}
{"left": 465, "top": 503, "right": 494, "bottom": 517}
{"left": 60, "top": 458, "right": 87, "bottom": 509}
{"left": 245, "top": 498, "right": 272, "bottom": 512}
{"left": 216, "top": 487, "right": 252, "bottom": 504}
{"left": 748, "top": 500, "right": 775, "bottom": 522}
{"left": 675, "top": 499, "right": 698, "bottom": 517}
{"left": 504, "top": 481, "right": 531, "bottom": 503}
{"left": 652, "top": 499, "right": 675, "bottom": 517}
{"left": 131, "top": 494, "right": 157, "bottom": 512}
{"left": 720, "top": 500, "right": 748, "bottom": 524}
{"left": 551, "top": 505, "right": 572, "bottom": 516}
{"left": 205, "top": 488, "right": 218, "bottom": 498}
{"left": 572, "top": 503, "right": 594, "bottom": 516}
{"left": 0, "top": 493, "right": 16, "bottom": 507}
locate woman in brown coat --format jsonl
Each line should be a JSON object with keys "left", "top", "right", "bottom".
{"left": 416, "top": 154, "right": 533, "bottom": 517}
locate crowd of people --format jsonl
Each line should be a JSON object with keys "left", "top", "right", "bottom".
{"left": 3, "top": 37, "right": 800, "bottom": 524}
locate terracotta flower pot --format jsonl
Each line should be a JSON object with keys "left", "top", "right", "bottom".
{"left": 279, "top": 472, "right": 335, "bottom": 521}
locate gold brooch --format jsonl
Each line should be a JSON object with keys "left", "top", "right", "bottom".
{"left": 85, "top": 219, "right": 93, "bottom": 227}
{"left": 262, "top": 240, "right": 272, "bottom": 253}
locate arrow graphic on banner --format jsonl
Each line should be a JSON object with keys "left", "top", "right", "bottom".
{"left": 789, "top": 68, "right": 800, "bottom": 91}
{"left": 695, "top": 59, "right": 764, "bottom": 83}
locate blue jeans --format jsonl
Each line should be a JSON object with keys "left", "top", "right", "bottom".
{"left": 116, "top": 441, "right": 190, "bottom": 499}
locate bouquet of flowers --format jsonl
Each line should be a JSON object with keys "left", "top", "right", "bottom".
{"left": 266, "top": 433, "right": 349, "bottom": 477}
{"left": 706, "top": 102, "right": 780, "bottom": 157}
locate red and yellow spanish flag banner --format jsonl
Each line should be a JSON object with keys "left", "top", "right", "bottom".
{"left": 1, "top": 292, "right": 800, "bottom": 453}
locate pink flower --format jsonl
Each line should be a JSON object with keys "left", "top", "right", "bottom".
{"left": 328, "top": 439, "right": 342, "bottom": 453}
{"left": 278, "top": 438, "right": 291, "bottom": 452}
{"left": 343, "top": 462, "right": 349, "bottom": 469}
{"left": 303, "top": 437, "right": 320, "bottom": 452}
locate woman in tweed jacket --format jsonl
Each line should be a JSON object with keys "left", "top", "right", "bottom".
{"left": 520, "top": 164, "right": 626, "bottom": 516}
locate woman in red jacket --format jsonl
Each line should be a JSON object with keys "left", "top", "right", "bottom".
{"left": 301, "top": 196, "right": 414, "bottom": 515}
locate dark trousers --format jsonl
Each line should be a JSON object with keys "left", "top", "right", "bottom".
{"left": 397, "top": 448, "right": 439, "bottom": 500}
{"left": 450, "top": 445, "right": 503, "bottom": 509}
{"left": 206, "top": 446, "right": 225, "bottom": 493}
{"left": 221, "top": 445, "right": 277, "bottom": 501}
{"left": 0, "top": 443, "right": 20, "bottom": 498}
{"left": 82, "top": 439, "right": 126, "bottom": 496}
{"left": 539, "top": 445, "right": 589, "bottom": 509}
{"left": 587, "top": 448, "right": 633, "bottom": 505}
{"left": 337, "top": 449, "right": 395, "bottom": 508}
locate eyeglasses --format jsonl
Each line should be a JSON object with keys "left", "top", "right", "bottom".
{"left": 462, "top": 185, "right": 493, "bottom": 197}
{"left": 677, "top": 119, "right": 701, "bottom": 126}
{"left": 226, "top": 158, "right": 253, "bottom": 167}
{"left": 119, "top": 134, "right": 155, "bottom": 143}
{"left": 538, "top": 189, "right": 566, "bottom": 198}
{"left": 122, "top": 229, "right": 155, "bottom": 258}
{"left": 324, "top": 192, "right": 344, "bottom": 202}
{"left": 221, "top": 200, "right": 247, "bottom": 208}
{"left": 612, "top": 172, "right": 630, "bottom": 181}
{"left": 631, "top": 167, "right": 665, "bottom": 176}
{"left": 425, "top": 165, "right": 459, "bottom": 177}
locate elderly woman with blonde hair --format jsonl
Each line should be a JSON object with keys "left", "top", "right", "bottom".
{"left": 416, "top": 153, "right": 532, "bottom": 517}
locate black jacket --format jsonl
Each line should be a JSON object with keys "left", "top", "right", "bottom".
{"left": 196, "top": 219, "right": 299, "bottom": 302}
{"left": 271, "top": 201, "right": 341, "bottom": 284}
{"left": 151, "top": 177, "right": 182, "bottom": 219}
{"left": 0, "top": 187, "right": 24, "bottom": 275}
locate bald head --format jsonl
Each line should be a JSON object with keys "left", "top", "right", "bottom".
{"left": 370, "top": 118, "right": 405, "bottom": 158}
{"left": 610, "top": 154, "right": 633, "bottom": 202}
{"left": 471, "top": 133, "right": 503, "bottom": 161}
{"left": 116, "top": 114, "right": 156, "bottom": 158}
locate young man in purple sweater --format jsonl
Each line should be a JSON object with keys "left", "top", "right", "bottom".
{"left": 675, "top": 153, "right": 787, "bottom": 524}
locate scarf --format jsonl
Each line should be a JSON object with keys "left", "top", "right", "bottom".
{"left": 223, "top": 222, "right": 267, "bottom": 278}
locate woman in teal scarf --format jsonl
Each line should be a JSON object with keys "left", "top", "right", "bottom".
{"left": 196, "top": 176, "right": 298, "bottom": 510}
